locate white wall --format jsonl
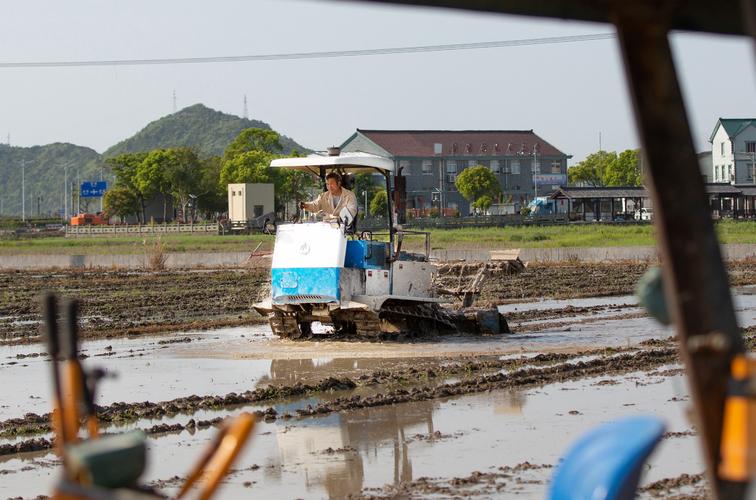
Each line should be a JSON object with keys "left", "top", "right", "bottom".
{"left": 711, "top": 122, "right": 756, "bottom": 184}
{"left": 228, "top": 183, "right": 275, "bottom": 222}
{"left": 711, "top": 124, "right": 732, "bottom": 183}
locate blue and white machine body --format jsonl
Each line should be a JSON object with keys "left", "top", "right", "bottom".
{"left": 271, "top": 222, "right": 347, "bottom": 304}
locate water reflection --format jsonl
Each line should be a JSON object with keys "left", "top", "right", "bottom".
{"left": 262, "top": 359, "right": 526, "bottom": 498}
{"left": 263, "top": 358, "right": 401, "bottom": 386}
{"left": 271, "top": 402, "right": 433, "bottom": 497}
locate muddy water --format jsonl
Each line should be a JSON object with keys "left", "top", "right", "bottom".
{"left": 4, "top": 288, "right": 754, "bottom": 497}
{"left": 4, "top": 289, "right": 756, "bottom": 422}
{"left": 0, "top": 367, "right": 698, "bottom": 498}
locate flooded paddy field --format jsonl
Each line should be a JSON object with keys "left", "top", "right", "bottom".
{"left": 2, "top": 264, "right": 756, "bottom": 498}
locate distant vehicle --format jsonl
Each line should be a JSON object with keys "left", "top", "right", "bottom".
{"left": 526, "top": 197, "right": 555, "bottom": 216}
{"left": 634, "top": 208, "right": 653, "bottom": 221}
{"left": 70, "top": 213, "right": 108, "bottom": 226}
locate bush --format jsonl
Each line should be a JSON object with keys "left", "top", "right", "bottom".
{"left": 510, "top": 234, "right": 523, "bottom": 241}
{"left": 525, "top": 233, "right": 549, "bottom": 242}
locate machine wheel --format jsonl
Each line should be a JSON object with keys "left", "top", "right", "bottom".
{"left": 269, "top": 312, "right": 312, "bottom": 340}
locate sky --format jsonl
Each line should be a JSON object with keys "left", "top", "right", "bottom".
{"left": 0, "top": 0, "right": 754, "bottom": 164}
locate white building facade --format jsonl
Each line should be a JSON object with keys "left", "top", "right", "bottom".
{"left": 709, "top": 118, "right": 756, "bottom": 184}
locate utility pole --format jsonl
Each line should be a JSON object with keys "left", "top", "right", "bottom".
{"left": 21, "top": 159, "right": 25, "bottom": 222}
{"left": 533, "top": 145, "right": 539, "bottom": 201}
{"left": 100, "top": 166, "right": 104, "bottom": 212}
{"left": 439, "top": 163, "right": 443, "bottom": 217}
{"left": 63, "top": 166, "right": 67, "bottom": 221}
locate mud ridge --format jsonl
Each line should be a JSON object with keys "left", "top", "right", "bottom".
{"left": 0, "top": 417, "right": 225, "bottom": 457}
{"left": 355, "top": 462, "right": 553, "bottom": 499}
{"left": 294, "top": 348, "right": 679, "bottom": 419}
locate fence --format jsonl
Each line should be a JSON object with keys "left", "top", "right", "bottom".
{"left": 359, "top": 213, "right": 568, "bottom": 231}
{"left": 65, "top": 222, "right": 220, "bottom": 237}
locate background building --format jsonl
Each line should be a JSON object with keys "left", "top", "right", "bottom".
{"left": 341, "top": 129, "right": 570, "bottom": 215}
{"left": 697, "top": 151, "right": 713, "bottom": 183}
{"left": 710, "top": 118, "right": 756, "bottom": 184}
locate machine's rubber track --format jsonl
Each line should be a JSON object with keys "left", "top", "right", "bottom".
{"left": 268, "top": 303, "right": 458, "bottom": 341}
{"left": 269, "top": 312, "right": 304, "bottom": 339}
{"left": 381, "top": 303, "right": 457, "bottom": 332}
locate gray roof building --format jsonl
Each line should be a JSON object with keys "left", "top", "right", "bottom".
{"left": 341, "top": 129, "right": 571, "bottom": 215}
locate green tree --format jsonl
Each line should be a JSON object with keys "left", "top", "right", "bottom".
{"left": 278, "top": 170, "right": 315, "bottom": 218}
{"left": 354, "top": 172, "right": 380, "bottom": 214}
{"left": 567, "top": 150, "right": 616, "bottom": 186}
{"left": 604, "top": 149, "right": 642, "bottom": 186}
{"left": 370, "top": 190, "right": 388, "bottom": 217}
{"left": 454, "top": 165, "right": 502, "bottom": 213}
{"left": 195, "top": 156, "right": 226, "bottom": 218}
{"left": 222, "top": 128, "right": 282, "bottom": 162}
{"left": 474, "top": 195, "right": 493, "bottom": 211}
{"left": 106, "top": 152, "right": 148, "bottom": 222}
{"left": 219, "top": 150, "right": 276, "bottom": 186}
{"left": 136, "top": 149, "right": 175, "bottom": 222}
{"left": 163, "top": 148, "right": 202, "bottom": 221}
{"left": 103, "top": 185, "right": 139, "bottom": 221}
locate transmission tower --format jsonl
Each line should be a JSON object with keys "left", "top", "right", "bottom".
{"left": 243, "top": 94, "right": 248, "bottom": 119}
{"left": 172, "top": 90, "right": 177, "bottom": 113}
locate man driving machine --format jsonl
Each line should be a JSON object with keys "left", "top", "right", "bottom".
{"left": 299, "top": 172, "right": 358, "bottom": 220}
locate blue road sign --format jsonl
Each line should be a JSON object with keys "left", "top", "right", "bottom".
{"left": 80, "top": 181, "right": 108, "bottom": 198}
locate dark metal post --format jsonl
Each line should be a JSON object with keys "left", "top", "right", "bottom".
{"left": 613, "top": 7, "right": 745, "bottom": 498}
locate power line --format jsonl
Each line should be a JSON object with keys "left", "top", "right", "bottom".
{"left": 0, "top": 33, "right": 615, "bottom": 69}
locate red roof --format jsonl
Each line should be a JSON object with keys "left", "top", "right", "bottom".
{"left": 356, "top": 129, "right": 567, "bottom": 157}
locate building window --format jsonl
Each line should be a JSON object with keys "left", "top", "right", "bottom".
{"left": 502, "top": 160, "right": 511, "bottom": 174}
{"left": 490, "top": 160, "right": 501, "bottom": 174}
{"left": 467, "top": 160, "right": 477, "bottom": 169}
{"left": 511, "top": 159, "right": 521, "bottom": 175}
{"left": 721, "top": 142, "right": 725, "bottom": 156}
{"left": 422, "top": 159, "right": 433, "bottom": 175}
{"left": 746, "top": 141, "right": 756, "bottom": 153}
{"left": 434, "top": 143, "right": 443, "bottom": 154}
{"left": 533, "top": 159, "right": 541, "bottom": 174}
{"left": 399, "top": 160, "right": 410, "bottom": 176}
{"left": 551, "top": 160, "right": 561, "bottom": 173}
{"left": 447, "top": 160, "right": 457, "bottom": 174}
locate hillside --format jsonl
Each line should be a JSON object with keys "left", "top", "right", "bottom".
{"left": 104, "top": 104, "right": 309, "bottom": 157}
{"left": 0, "top": 104, "right": 313, "bottom": 217}
{"left": 0, "top": 143, "right": 102, "bottom": 218}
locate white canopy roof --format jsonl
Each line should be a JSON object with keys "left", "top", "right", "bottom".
{"left": 270, "top": 152, "right": 394, "bottom": 173}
